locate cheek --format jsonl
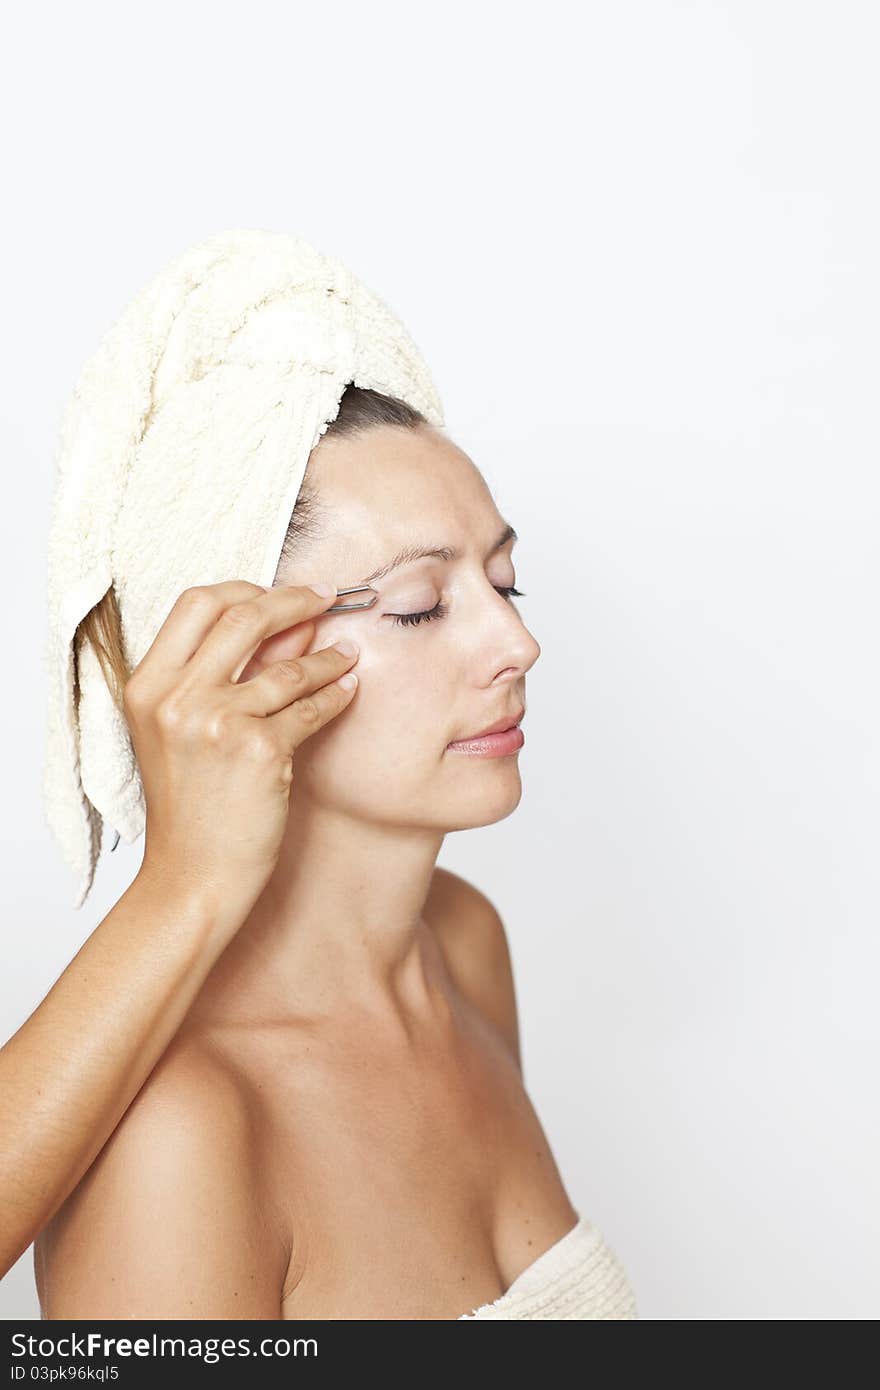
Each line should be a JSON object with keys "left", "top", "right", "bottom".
{"left": 311, "top": 629, "right": 440, "bottom": 705}
{"left": 309, "top": 635, "right": 452, "bottom": 753}
{"left": 354, "top": 650, "right": 443, "bottom": 737}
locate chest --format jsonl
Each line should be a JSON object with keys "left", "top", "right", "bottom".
{"left": 239, "top": 1001, "right": 575, "bottom": 1318}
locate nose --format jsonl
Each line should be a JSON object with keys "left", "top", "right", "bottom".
{"left": 491, "top": 592, "right": 541, "bottom": 678}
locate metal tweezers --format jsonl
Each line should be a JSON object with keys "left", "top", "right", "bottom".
{"left": 326, "top": 584, "right": 379, "bottom": 612}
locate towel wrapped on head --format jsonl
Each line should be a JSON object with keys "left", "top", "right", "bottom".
{"left": 43, "top": 227, "right": 444, "bottom": 909}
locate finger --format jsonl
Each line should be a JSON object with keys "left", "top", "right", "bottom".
{"left": 136, "top": 582, "right": 268, "bottom": 675}
{"left": 189, "top": 583, "right": 340, "bottom": 687}
{"left": 232, "top": 641, "right": 360, "bottom": 718}
{"left": 268, "top": 664, "right": 359, "bottom": 749}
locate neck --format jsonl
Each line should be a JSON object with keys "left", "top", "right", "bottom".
{"left": 187, "top": 799, "right": 451, "bottom": 1035}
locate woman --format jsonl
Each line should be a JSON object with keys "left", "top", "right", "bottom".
{"left": 31, "top": 232, "right": 637, "bottom": 1318}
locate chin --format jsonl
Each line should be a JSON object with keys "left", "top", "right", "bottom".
{"left": 448, "top": 776, "right": 523, "bottom": 831}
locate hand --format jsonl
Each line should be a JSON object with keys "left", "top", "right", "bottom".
{"left": 123, "top": 581, "right": 359, "bottom": 929}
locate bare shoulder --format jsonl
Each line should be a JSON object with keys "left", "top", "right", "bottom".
{"left": 34, "top": 1037, "right": 289, "bottom": 1319}
{"left": 425, "top": 867, "right": 522, "bottom": 1074}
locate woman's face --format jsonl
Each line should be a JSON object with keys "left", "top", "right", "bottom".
{"left": 264, "top": 424, "right": 540, "bottom": 832}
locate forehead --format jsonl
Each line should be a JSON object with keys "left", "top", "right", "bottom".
{"left": 308, "top": 426, "right": 500, "bottom": 548}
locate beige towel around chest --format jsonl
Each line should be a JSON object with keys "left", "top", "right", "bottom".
{"left": 457, "top": 1213, "right": 639, "bottom": 1320}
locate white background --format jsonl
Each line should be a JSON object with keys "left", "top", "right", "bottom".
{"left": 2, "top": 0, "right": 877, "bottom": 1319}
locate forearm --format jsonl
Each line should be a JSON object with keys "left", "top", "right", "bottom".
{"left": 0, "top": 869, "right": 237, "bottom": 1276}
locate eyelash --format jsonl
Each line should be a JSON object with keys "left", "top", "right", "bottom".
{"left": 389, "top": 586, "right": 526, "bottom": 628}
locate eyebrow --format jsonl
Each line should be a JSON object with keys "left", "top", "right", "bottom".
{"left": 355, "top": 521, "right": 518, "bottom": 587}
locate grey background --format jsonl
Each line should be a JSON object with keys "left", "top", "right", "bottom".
{"left": 2, "top": 0, "right": 877, "bottom": 1319}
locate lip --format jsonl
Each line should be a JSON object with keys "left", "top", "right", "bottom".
{"left": 449, "top": 706, "right": 525, "bottom": 744}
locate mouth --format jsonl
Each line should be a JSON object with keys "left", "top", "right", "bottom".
{"left": 449, "top": 706, "right": 525, "bottom": 745}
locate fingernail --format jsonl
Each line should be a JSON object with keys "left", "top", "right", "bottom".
{"left": 308, "top": 582, "right": 337, "bottom": 597}
{"left": 334, "top": 639, "right": 358, "bottom": 657}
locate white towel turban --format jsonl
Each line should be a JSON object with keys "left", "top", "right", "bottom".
{"left": 43, "top": 227, "right": 445, "bottom": 910}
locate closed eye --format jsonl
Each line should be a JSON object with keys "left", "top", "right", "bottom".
{"left": 389, "top": 586, "right": 525, "bottom": 628}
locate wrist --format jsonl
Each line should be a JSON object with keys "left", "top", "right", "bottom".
{"left": 130, "top": 860, "right": 243, "bottom": 945}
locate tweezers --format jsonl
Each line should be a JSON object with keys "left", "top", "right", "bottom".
{"left": 326, "top": 584, "right": 379, "bottom": 612}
